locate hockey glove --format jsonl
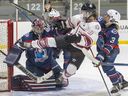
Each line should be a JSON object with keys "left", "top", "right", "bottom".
{"left": 93, "top": 54, "right": 105, "bottom": 67}
{"left": 55, "top": 34, "right": 81, "bottom": 48}
{"left": 64, "top": 34, "right": 81, "bottom": 43}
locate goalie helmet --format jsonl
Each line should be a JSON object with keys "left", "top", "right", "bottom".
{"left": 32, "top": 19, "right": 44, "bottom": 34}
{"left": 106, "top": 9, "right": 121, "bottom": 23}
{"left": 81, "top": 2, "right": 96, "bottom": 21}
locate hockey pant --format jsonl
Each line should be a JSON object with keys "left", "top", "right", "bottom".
{"left": 101, "top": 48, "right": 124, "bottom": 85}
{"left": 64, "top": 45, "right": 85, "bottom": 77}
{"left": 55, "top": 35, "right": 84, "bottom": 76}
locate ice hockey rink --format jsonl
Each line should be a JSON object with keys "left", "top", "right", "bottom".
{"left": 1, "top": 45, "right": 128, "bottom": 96}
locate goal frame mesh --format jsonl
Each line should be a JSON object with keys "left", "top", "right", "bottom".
{"left": 0, "top": 20, "right": 13, "bottom": 92}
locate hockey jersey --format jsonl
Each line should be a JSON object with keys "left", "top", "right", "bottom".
{"left": 66, "top": 14, "right": 84, "bottom": 28}
{"left": 97, "top": 16, "right": 119, "bottom": 55}
{"left": 20, "top": 30, "right": 58, "bottom": 69}
{"left": 70, "top": 21, "right": 101, "bottom": 48}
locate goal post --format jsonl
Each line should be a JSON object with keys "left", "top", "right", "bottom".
{"left": 0, "top": 20, "right": 14, "bottom": 91}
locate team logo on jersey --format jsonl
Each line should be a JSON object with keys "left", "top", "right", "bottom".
{"left": 111, "top": 29, "right": 117, "bottom": 34}
{"left": 34, "top": 48, "right": 48, "bottom": 62}
{"left": 72, "top": 58, "right": 77, "bottom": 62}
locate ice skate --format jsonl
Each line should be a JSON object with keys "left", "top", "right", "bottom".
{"left": 111, "top": 84, "right": 121, "bottom": 94}
{"left": 120, "top": 80, "right": 128, "bottom": 89}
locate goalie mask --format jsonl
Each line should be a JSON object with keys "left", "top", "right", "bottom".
{"left": 81, "top": 2, "right": 96, "bottom": 22}
{"left": 32, "top": 19, "right": 44, "bottom": 35}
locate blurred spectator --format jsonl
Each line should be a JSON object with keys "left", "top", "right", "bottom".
{"left": 42, "top": 2, "right": 60, "bottom": 22}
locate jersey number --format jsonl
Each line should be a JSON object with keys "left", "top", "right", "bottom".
{"left": 110, "top": 37, "right": 116, "bottom": 43}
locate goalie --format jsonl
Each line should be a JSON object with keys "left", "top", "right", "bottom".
{"left": 4, "top": 19, "right": 69, "bottom": 91}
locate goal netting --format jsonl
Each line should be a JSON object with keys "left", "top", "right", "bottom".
{"left": 0, "top": 20, "right": 13, "bottom": 91}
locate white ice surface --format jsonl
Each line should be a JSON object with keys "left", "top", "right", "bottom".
{"left": 1, "top": 45, "right": 128, "bottom": 96}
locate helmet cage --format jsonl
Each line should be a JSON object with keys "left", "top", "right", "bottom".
{"left": 32, "top": 19, "right": 44, "bottom": 34}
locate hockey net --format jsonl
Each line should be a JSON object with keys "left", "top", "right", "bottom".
{"left": 0, "top": 20, "right": 13, "bottom": 91}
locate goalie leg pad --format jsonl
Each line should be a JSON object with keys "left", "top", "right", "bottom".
{"left": 12, "top": 75, "right": 31, "bottom": 91}
{"left": 4, "top": 46, "right": 23, "bottom": 66}
{"left": 12, "top": 75, "right": 63, "bottom": 91}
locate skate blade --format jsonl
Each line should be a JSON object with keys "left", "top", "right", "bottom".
{"left": 111, "top": 92, "right": 121, "bottom": 96}
{"left": 118, "top": 89, "right": 128, "bottom": 96}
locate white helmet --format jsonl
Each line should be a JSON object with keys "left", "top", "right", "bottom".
{"left": 107, "top": 9, "right": 121, "bottom": 23}
{"left": 48, "top": 9, "right": 60, "bottom": 18}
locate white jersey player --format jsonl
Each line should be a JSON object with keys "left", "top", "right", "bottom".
{"left": 66, "top": 2, "right": 96, "bottom": 28}
{"left": 31, "top": 2, "right": 101, "bottom": 86}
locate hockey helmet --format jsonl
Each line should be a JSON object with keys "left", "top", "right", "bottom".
{"left": 81, "top": 2, "right": 96, "bottom": 12}
{"left": 81, "top": 2, "right": 96, "bottom": 21}
{"left": 106, "top": 9, "right": 121, "bottom": 23}
{"left": 32, "top": 19, "right": 44, "bottom": 34}
{"left": 48, "top": 9, "right": 60, "bottom": 20}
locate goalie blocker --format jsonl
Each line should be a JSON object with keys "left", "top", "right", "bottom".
{"left": 4, "top": 45, "right": 23, "bottom": 66}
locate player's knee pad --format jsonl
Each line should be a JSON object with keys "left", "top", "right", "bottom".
{"left": 65, "top": 64, "right": 77, "bottom": 77}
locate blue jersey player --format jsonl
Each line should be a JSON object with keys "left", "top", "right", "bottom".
{"left": 96, "top": 9, "right": 128, "bottom": 94}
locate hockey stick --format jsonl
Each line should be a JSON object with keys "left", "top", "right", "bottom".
{"left": 9, "top": 2, "right": 48, "bottom": 26}
{"left": 76, "top": 47, "right": 112, "bottom": 95}
{"left": 80, "top": 48, "right": 100, "bottom": 65}
{"left": 14, "top": 5, "right": 33, "bottom": 22}
{"left": 102, "top": 62, "right": 128, "bottom": 67}
{"left": 80, "top": 47, "right": 128, "bottom": 67}
{"left": 0, "top": 50, "right": 53, "bottom": 83}
{"left": 89, "top": 49, "right": 112, "bottom": 96}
